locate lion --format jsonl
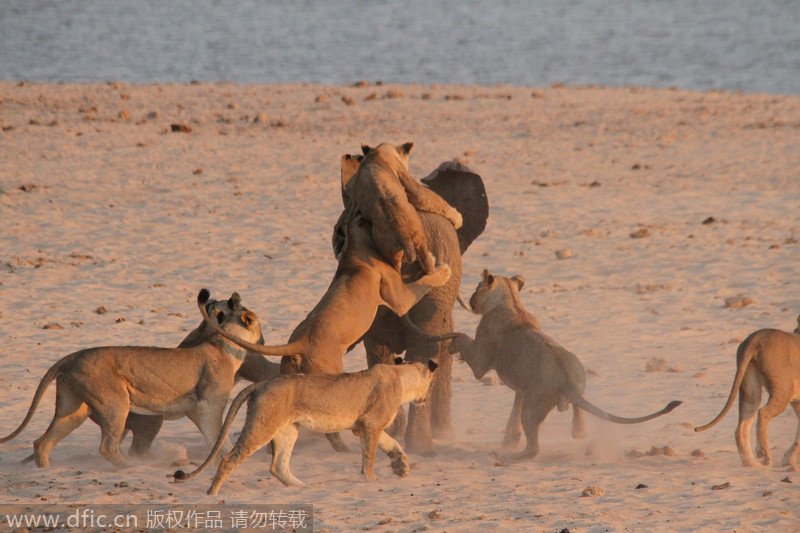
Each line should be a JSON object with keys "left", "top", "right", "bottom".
{"left": 341, "top": 142, "right": 463, "bottom": 273}
{"left": 198, "top": 213, "right": 455, "bottom": 452}
{"left": 0, "top": 289, "right": 263, "bottom": 468}
{"left": 123, "top": 293, "right": 279, "bottom": 457}
{"left": 694, "top": 326, "right": 800, "bottom": 470}
{"left": 173, "top": 359, "right": 439, "bottom": 494}
{"left": 449, "top": 270, "right": 682, "bottom": 461}
{"left": 197, "top": 213, "right": 455, "bottom": 376}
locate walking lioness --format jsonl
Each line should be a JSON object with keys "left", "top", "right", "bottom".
{"left": 450, "top": 270, "right": 682, "bottom": 461}
{"left": 174, "top": 359, "right": 439, "bottom": 494}
{"left": 694, "top": 327, "right": 800, "bottom": 470}
{"left": 0, "top": 290, "right": 262, "bottom": 467}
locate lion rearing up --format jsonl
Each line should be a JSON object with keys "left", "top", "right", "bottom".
{"left": 342, "top": 142, "right": 463, "bottom": 273}
{"left": 450, "top": 270, "right": 682, "bottom": 461}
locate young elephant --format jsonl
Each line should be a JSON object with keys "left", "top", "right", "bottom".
{"left": 450, "top": 270, "right": 682, "bottom": 461}
{"left": 174, "top": 359, "right": 439, "bottom": 494}
{"left": 0, "top": 290, "right": 263, "bottom": 467}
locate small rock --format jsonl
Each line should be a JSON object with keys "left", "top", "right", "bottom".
{"left": 581, "top": 485, "right": 605, "bottom": 497}
{"left": 253, "top": 112, "right": 269, "bottom": 123}
{"left": 118, "top": 109, "right": 130, "bottom": 120}
{"left": 630, "top": 228, "right": 651, "bottom": 239}
{"left": 193, "top": 168, "right": 203, "bottom": 175}
{"left": 724, "top": 295, "right": 754, "bottom": 309}
{"left": 427, "top": 510, "right": 443, "bottom": 520}
{"left": 170, "top": 123, "right": 191, "bottom": 133}
{"left": 43, "top": 323, "right": 63, "bottom": 330}
{"left": 635, "top": 483, "right": 648, "bottom": 490}
{"left": 662, "top": 446, "right": 675, "bottom": 456}
{"left": 711, "top": 482, "right": 731, "bottom": 490}
{"left": 645, "top": 357, "right": 669, "bottom": 372}
{"left": 781, "top": 476, "right": 792, "bottom": 483}
{"left": 646, "top": 446, "right": 664, "bottom": 456}
{"left": 385, "top": 89, "right": 403, "bottom": 99}
{"left": 762, "top": 490, "right": 773, "bottom": 497}
{"left": 341, "top": 95, "right": 356, "bottom": 106}
{"left": 147, "top": 111, "right": 160, "bottom": 119}
{"left": 702, "top": 216, "right": 716, "bottom": 225}
{"left": 96, "top": 306, "right": 108, "bottom": 314}
{"left": 555, "top": 248, "right": 574, "bottom": 260}
{"left": 691, "top": 449, "right": 705, "bottom": 458}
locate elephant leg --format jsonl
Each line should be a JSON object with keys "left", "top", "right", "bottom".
{"left": 428, "top": 344, "right": 454, "bottom": 440}
{"left": 365, "top": 336, "right": 407, "bottom": 438}
{"left": 404, "top": 339, "right": 448, "bottom": 456}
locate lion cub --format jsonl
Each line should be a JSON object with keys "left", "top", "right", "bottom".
{"left": 695, "top": 325, "right": 800, "bottom": 470}
{"left": 450, "top": 270, "right": 682, "bottom": 461}
{"left": 342, "top": 142, "right": 463, "bottom": 273}
{"left": 0, "top": 290, "right": 263, "bottom": 468}
{"left": 174, "top": 359, "right": 439, "bottom": 494}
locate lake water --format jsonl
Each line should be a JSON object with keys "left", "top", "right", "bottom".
{"left": 1, "top": 0, "right": 798, "bottom": 94}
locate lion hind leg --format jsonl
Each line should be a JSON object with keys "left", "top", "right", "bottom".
{"left": 781, "top": 400, "right": 800, "bottom": 471}
{"left": 376, "top": 431, "right": 409, "bottom": 477}
{"left": 503, "top": 395, "right": 553, "bottom": 462}
{"left": 736, "top": 368, "right": 762, "bottom": 467}
{"left": 208, "top": 421, "right": 284, "bottom": 495}
{"left": 270, "top": 424, "right": 304, "bottom": 487}
{"left": 756, "top": 387, "right": 792, "bottom": 467}
{"left": 571, "top": 405, "right": 588, "bottom": 439}
{"left": 33, "top": 388, "right": 90, "bottom": 468}
{"left": 502, "top": 392, "right": 523, "bottom": 450}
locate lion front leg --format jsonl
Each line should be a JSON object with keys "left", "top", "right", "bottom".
{"left": 376, "top": 431, "right": 409, "bottom": 477}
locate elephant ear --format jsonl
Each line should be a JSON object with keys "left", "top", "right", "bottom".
{"left": 421, "top": 161, "right": 488, "bottom": 254}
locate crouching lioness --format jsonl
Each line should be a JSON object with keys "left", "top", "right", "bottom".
{"left": 174, "top": 359, "right": 439, "bottom": 494}
{"left": 0, "top": 289, "right": 262, "bottom": 468}
{"left": 450, "top": 270, "right": 682, "bottom": 461}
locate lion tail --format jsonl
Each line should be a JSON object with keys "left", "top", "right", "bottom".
{"left": 564, "top": 387, "right": 682, "bottom": 425}
{"left": 0, "top": 355, "right": 70, "bottom": 444}
{"left": 173, "top": 381, "right": 259, "bottom": 483}
{"left": 694, "top": 334, "right": 759, "bottom": 432}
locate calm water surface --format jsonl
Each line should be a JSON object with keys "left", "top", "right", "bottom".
{"left": 0, "top": 0, "right": 798, "bottom": 94}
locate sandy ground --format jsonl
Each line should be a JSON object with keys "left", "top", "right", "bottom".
{"left": 1, "top": 81, "right": 799, "bottom": 532}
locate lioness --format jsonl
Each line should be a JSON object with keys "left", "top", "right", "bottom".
{"left": 694, "top": 326, "right": 800, "bottom": 470}
{"left": 342, "top": 142, "right": 463, "bottom": 273}
{"left": 450, "top": 270, "right": 682, "bottom": 461}
{"left": 200, "top": 213, "right": 454, "bottom": 376}
{"left": 123, "top": 293, "right": 279, "bottom": 457}
{"left": 174, "top": 359, "right": 439, "bottom": 494}
{"left": 0, "top": 290, "right": 262, "bottom": 468}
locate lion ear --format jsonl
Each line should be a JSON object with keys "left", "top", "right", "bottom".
{"left": 399, "top": 142, "right": 413, "bottom": 155}
{"left": 241, "top": 310, "right": 258, "bottom": 328}
{"left": 482, "top": 269, "right": 494, "bottom": 285}
{"left": 361, "top": 144, "right": 372, "bottom": 155}
{"left": 228, "top": 292, "right": 241, "bottom": 310}
{"left": 427, "top": 359, "right": 439, "bottom": 373}
{"left": 511, "top": 275, "right": 525, "bottom": 291}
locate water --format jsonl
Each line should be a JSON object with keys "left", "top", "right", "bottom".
{"left": 1, "top": 0, "right": 798, "bottom": 95}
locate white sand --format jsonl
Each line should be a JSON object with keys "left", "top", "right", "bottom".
{"left": 1, "top": 81, "right": 799, "bottom": 531}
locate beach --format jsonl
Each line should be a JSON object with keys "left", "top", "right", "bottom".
{"left": 1, "top": 81, "right": 799, "bottom": 532}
